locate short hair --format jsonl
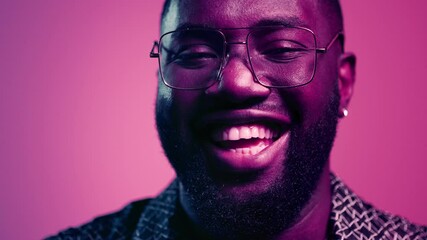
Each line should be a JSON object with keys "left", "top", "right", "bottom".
{"left": 160, "top": 0, "right": 343, "bottom": 34}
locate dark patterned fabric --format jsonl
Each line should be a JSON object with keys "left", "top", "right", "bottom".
{"left": 46, "top": 174, "right": 427, "bottom": 239}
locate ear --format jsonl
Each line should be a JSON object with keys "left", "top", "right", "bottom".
{"left": 337, "top": 52, "right": 356, "bottom": 118}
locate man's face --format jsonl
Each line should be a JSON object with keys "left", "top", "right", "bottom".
{"left": 156, "top": 0, "right": 345, "bottom": 238}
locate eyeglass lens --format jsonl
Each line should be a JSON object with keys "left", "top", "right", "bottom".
{"left": 159, "top": 26, "right": 317, "bottom": 89}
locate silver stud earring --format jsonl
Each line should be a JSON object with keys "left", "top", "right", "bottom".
{"left": 342, "top": 108, "right": 349, "bottom": 117}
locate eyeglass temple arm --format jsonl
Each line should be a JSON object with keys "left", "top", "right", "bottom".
{"left": 150, "top": 41, "right": 159, "bottom": 58}
{"left": 316, "top": 31, "right": 344, "bottom": 53}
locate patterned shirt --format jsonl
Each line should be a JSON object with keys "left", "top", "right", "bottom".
{"left": 46, "top": 174, "right": 427, "bottom": 239}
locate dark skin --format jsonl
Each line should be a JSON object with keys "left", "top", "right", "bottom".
{"left": 156, "top": 0, "right": 356, "bottom": 239}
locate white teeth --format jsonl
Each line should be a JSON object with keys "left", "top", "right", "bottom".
{"left": 251, "top": 126, "right": 259, "bottom": 138}
{"left": 242, "top": 148, "right": 250, "bottom": 154}
{"left": 212, "top": 125, "right": 279, "bottom": 141}
{"left": 240, "top": 126, "right": 251, "bottom": 139}
{"left": 210, "top": 124, "right": 278, "bottom": 155}
{"left": 250, "top": 145, "right": 259, "bottom": 155}
{"left": 259, "top": 127, "right": 265, "bottom": 139}
{"left": 231, "top": 142, "right": 268, "bottom": 155}
{"left": 265, "top": 129, "right": 271, "bottom": 139}
{"left": 229, "top": 127, "right": 239, "bottom": 141}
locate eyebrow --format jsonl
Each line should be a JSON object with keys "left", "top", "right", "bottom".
{"left": 174, "top": 23, "right": 210, "bottom": 31}
{"left": 252, "top": 17, "right": 307, "bottom": 28}
{"left": 174, "top": 17, "right": 308, "bottom": 31}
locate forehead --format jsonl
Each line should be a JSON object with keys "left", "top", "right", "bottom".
{"left": 162, "top": 0, "right": 319, "bottom": 33}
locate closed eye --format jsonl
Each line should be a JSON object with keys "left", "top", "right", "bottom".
{"left": 262, "top": 47, "right": 309, "bottom": 62}
{"left": 167, "top": 45, "right": 220, "bottom": 69}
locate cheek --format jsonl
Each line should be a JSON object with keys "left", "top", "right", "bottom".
{"left": 301, "top": 91, "right": 329, "bottom": 125}
{"left": 171, "top": 91, "right": 202, "bottom": 116}
{"left": 158, "top": 83, "right": 203, "bottom": 125}
{"left": 302, "top": 58, "right": 339, "bottom": 118}
{"left": 281, "top": 76, "right": 337, "bottom": 125}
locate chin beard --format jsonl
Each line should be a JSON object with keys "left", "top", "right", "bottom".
{"left": 155, "top": 88, "right": 340, "bottom": 240}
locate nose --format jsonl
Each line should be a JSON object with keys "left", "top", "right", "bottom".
{"left": 205, "top": 51, "right": 270, "bottom": 104}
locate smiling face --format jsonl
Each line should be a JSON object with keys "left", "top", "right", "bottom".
{"left": 156, "top": 0, "right": 351, "bottom": 238}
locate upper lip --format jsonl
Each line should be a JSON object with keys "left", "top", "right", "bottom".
{"left": 196, "top": 109, "right": 291, "bottom": 131}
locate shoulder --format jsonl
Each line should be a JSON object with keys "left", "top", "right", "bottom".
{"left": 45, "top": 199, "right": 151, "bottom": 240}
{"left": 330, "top": 174, "right": 427, "bottom": 239}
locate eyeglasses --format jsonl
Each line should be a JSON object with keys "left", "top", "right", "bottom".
{"left": 150, "top": 26, "right": 342, "bottom": 90}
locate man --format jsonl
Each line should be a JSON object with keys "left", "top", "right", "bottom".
{"left": 47, "top": 0, "right": 427, "bottom": 239}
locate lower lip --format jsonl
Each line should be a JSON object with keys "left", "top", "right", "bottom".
{"left": 204, "top": 132, "right": 290, "bottom": 173}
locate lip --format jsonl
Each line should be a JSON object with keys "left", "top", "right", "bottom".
{"left": 195, "top": 109, "right": 291, "bottom": 173}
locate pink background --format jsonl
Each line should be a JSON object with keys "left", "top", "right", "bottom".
{"left": 1, "top": 1, "right": 426, "bottom": 239}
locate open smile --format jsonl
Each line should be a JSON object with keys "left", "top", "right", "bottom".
{"left": 212, "top": 124, "right": 281, "bottom": 155}
{"left": 197, "top": 109, "right": 291, "bottom": 172}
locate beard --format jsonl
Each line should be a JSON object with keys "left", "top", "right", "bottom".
{"left": 155, "top": 87, "right": 340, "bottom": 240}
